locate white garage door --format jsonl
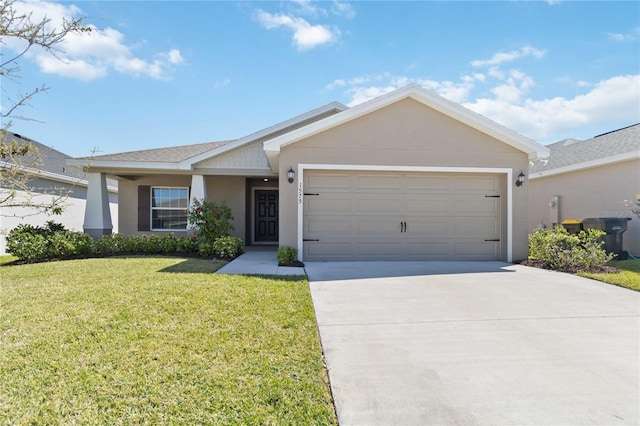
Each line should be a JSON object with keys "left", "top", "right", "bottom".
{"left": 303, "top": 171, "right": 503, "bottom": 261}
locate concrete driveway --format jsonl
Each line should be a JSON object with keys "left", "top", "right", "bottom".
{"left": 306, "top": 261, "right": 640, "bottom": 426}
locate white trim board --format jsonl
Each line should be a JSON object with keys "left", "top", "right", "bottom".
{"left": 296, "top": 164, "right": 514, "bottom": 263}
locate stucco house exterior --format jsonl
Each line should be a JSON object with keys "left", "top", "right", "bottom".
{"left": 0, "top": 132, "right": 118, "bottom": 254}
{"left": 529, "top": 123, "right": 639, "bottom": 256}
{"left": 68, "top": 85, "right": 549, "bottom": 262}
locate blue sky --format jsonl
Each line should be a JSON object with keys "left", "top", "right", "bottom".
{"left": 2, "top": 0, "right": 639, "bottom": 157}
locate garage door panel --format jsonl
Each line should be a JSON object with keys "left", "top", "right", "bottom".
{"left": 306, "top": 218, "right": 351, "bottom": 234}
{"left": 357, "top": 218, "right": 402, "bottom": 235}
{"left": 406, "top": 176, "right": 450, "bottom": 191}
{"left": 355, "top": 175, "right": 402, "bottom": 190}
{"left": 307, "top": 174, "right": 353, "bottom": 190}
{"left": 356, "top": 196, "right": 403, "bottom": 213}
{"left": 454, "top": 176, "right": 499, "bottom": 192}
{"left": 406, "top": 241, "right": 452, "bottom": 256}
{"left": 405, "top": 197, "right": 449, "bottom": 214}
{"left": 402, "top": 220, "right": 451, "bottom": 236}
{"left": 452, "top": 197, "right": 499, "bottom": 216}
{"left": 305, "top": 241, "right": 352, "bottom": 259}
{"left": 454, "top": 218, "right": 500, "bottom": 237}
{"left": 454, "top": 241, "right": 500, "bottom": 258}
{"left": 303, "top": 171, "right": 503, "bottom": 261}
{"left": 305, "top": 196, "right": 351, "bottom": 213}
{"left": 356, "top": 241, "right": 403, "bottom": 256}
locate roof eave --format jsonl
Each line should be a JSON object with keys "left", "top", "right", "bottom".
{"left": 0, "top": 161, "right": 118, "bottom": 192}
{"left": 530, "top": 151, "right": 640, "bottom": 179}
{"left": 184, "top": 101, "right": 348, "bottom": 169}
{"left": 66, "top": 158, "right": 192, "bottom": 171}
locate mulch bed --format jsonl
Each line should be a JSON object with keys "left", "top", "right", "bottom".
{"left": 519, "top": 259, "right": 619, "bottom": 274}
{"left": 278, "top": 260, "right": 305, "bottom": 268}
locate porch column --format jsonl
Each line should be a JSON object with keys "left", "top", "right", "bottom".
{"left": 83, "top": 172, "right": 113, "bottom": 239}
{"left": 190, "top": 174, "right": 207, "bottom": 202}
{"left": 188, "top": 174, "right": 207, "bottom": 231}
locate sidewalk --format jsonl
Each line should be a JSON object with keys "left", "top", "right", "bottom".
{"left": 216, "top": 247, "right": 306, "bottom": 276}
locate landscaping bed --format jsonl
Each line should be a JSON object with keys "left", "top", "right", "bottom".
{"left": 519, "top": 259, "right": 619, "bottom": 274}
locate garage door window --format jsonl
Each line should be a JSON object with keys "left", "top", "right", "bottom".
{"left": 151, "top": 187, "right": 189, "bottom": 230}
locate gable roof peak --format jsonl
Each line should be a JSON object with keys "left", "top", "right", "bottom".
{"left": 263, "top": 84, "right": 549, "bottom": 171}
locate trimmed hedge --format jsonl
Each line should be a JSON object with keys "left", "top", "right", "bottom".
{"left": 5, "top": 222, "right": 243, "bottom": 263}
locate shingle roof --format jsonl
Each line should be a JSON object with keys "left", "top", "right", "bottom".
{"left": 530, "top": 123, "right": 640, "bottom": 173}
{"left": 1, "top": 131, "right": 79, "bottom": 176}
{"left": 82, "top": 140, "right": 233, "bottom": 163}
{"left": 1, "top": 131, "right": 117, "bottom": 188}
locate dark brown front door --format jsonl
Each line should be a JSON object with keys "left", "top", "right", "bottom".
{"left": 254, "top": 190, "right": 278, "bottom": 242}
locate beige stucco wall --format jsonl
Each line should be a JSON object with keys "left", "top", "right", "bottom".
{"left": 278, "top": 98, "right": 532, "bottom": 261}
{"left": 529, "top": 159, "right": 640, "bottom": 255}
{"left": 118, "top": 175, "right": 246, "bottom": 241}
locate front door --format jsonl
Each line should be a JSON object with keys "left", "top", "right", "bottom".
{"left": 254, "top": 190, "right": 278, "bottom": 243}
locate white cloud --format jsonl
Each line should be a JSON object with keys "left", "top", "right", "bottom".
{"left": 7, "top": 1, "right": 184, "bottom": 81}
{"left": 214, "top": 78, "right": 231, "bottom": 89}
{"left": 471, "top": 45, "right": 546, "bottom": 68}
{"left": 606, "top": 32, "right": 626, "bottom": 42}
{"left": 287, "top": 0, "right": 355, "bottom": 19}
{"left": 255, "top": 9, "right": 339, "bottom": 51}
{"left": 465, "top": 74, "right": 640, "bottom": 140}
{"left": 606, "top": 27, "right": 639, "bottom": 42}
{"left": 327, "top": 72, "right": 484, "bottom": 106}
{"left": 290, "top": 0, "right": 325, "bottom": 17}
{"left": 325, "top": 79, "right": 346, "bottom": 90}
{"left": 331, "top": 1, "right": 356, "bottom": 18}
{"left": 167, "top": 49, "right": 184, "bottom": 65}
{"left": 326, "top": 69, "right": 639, "bottom": 142}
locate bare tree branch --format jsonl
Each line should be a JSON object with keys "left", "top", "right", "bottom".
{"left": 1, "top": 0, "right": 91, "bottom": 215}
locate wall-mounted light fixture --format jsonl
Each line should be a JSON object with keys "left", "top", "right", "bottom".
{"left": 287, "top": 167, "right": 295, "bottom": 184}
{"left": 515, "top": 171, "right": 526, "bottom": 187}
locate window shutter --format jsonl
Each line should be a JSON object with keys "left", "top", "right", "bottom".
{"left": 138, "top": 186, "right": 150, "bottom": 231}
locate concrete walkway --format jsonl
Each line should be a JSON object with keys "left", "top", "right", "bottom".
{"left": 215, "top": 247, "right": 305, "bottom": 275}
{"left": 306, "top": 261, "right": 640, "bottom": 425}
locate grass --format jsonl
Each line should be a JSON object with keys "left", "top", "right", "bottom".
{"left": 0, "top": 256, "right": 336, "bottom": 425}
{"left": 578, "top": 260, "right": 640, "bottom": 291}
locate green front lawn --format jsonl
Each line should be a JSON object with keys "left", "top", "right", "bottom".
{"left": 578, "top": 260, "right": 640, "bottom": 291}
{"left": 0, "top": 257, "right": 336, "bottom": 424}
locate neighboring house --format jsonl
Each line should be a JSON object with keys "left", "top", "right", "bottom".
{"left": 0, "top": 132, "right": 118, "bottom": 254}
{"left": 529, "top": 123, "right": 640, "bottom": 255}
{"left": 67, "top": 85, "right": 549, "bottom": 262}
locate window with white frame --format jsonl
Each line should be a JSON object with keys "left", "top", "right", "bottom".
{"left": 151, "top": 187, "right": 189, "bottom": 230}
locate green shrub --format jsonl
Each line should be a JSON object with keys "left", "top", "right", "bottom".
{"left": 187, "top": 199, "right": 234, "bottom": 242}
{"left": 277, "top": 246, "right": 298, "bottom": 265}
{"left": 528, "top": 227, "right": 613, "bottom": 271}
{"left": 176, "top": 235, "right": 199, "bottom": 253}
{"left": 212, "top": 236, "right": 244, "bottom": 258}
{"left": 6, "top": 223, "right": 94, "bottom": 262}
{"left": 5, "top": 229, "right": 49, "bottom": 261}
{"left": 198, "top": 241, "right": 216, "bottom": 257}
{"left": 96, "top": 233, "right": 193, "bottom": 255}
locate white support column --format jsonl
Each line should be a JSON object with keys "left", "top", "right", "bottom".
{"left": 190, "top": 174, "right": 207, "bottom": 202}
{"left": 188, "top": 174, "right": 207, "bottom": 231}
{"left": 83, "top": 172, "right": 113, "bottom": 239}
